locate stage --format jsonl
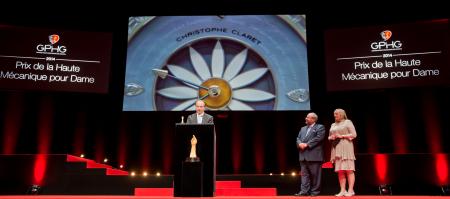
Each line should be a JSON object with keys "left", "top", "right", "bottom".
{"left": 0, "top": 196, "right": 450, "bottom": 199}
{"left": 0, "top": 154, "right": 448, "bottom": 197}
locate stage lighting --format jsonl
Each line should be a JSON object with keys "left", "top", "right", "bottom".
{"left": 27, "top": 184, "right": 42, "bottom": 195}
{"left": 378, "top": 184, "right": 392, "bottom": 195}
{"left": 441, "top": 185, "right": 449, "bottom": 195}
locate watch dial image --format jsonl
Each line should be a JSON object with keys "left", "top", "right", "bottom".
{"left": 124, "top": 15, "right": 310, "bottom": 111}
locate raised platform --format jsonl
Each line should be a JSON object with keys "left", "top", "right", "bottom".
{"left": 0, "top": 154, "right": 448, "bottom": 196}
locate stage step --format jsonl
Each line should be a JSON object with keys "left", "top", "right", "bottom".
{"left": 216, "top": 187, "right": 277, "bottom": 196}
{"left": 133, "top": 187, "right": 277, "bottom": 196}
{"left": 134, "top": 181, "right": 276, "bottom": 196}
{"left": 106, "top": 168, "right": 129, "bottom": 175}
{"left": 67, "top": 155, "right": 113, "bottom": 169}
{"left": 216, "top": 180, "right": 241, "bottom": 188}
{"left": 66, "top": 155, "right": 95, "bottom": 163}
{"left": 67, "top": 155, "right": 276, "bottom": 196}
{"left": 86, "top": 161, "right": 112, "bottom": 169}
{"left": 67, "top": 155, "right": 127, "bottom": 175}
{"left": 134, "top": 188, "right": 173, "bottom": 196}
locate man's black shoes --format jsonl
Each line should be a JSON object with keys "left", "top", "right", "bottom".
{"left": 294, "top": 192, "right": 309, "bottom": 196}
{"left": 295, "top": 192, "right": 320, "bottom": 197}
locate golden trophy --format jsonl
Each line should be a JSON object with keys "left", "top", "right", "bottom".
{"left": 186, "top": 135, "right": 200, "bottom": 162}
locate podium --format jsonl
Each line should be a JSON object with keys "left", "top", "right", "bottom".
{"left": 174, "top": 123, "right": 216, "bottom": 197}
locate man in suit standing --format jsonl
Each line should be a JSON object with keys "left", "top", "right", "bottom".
{"left": 295, "top": 112, "right": 326, "bottom": 196}
{"left": 186, "top": 100, "right": 214, "bottom": 124}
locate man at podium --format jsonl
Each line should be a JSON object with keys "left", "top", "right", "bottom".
{"left": 186, "top": 100, "right": 214, "bottom": 124}
{"left": 175, "top": 99, "right": 216, "bottom": 197}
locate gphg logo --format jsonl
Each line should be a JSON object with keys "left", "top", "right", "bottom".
{"left": 370, "top": 30, "right": 402, "bottom": 52}
{"left": 36, "top": 34, "right": 67, "bottom": 55}
{"left": 49, "top": 34, "right": 60, "bottom": 44}
{"left": 380, "top": 30, "right": 392, "bottom": 41}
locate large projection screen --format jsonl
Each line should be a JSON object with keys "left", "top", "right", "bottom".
{"left": 123, "top": 15, "right": 309, "bottom": 111}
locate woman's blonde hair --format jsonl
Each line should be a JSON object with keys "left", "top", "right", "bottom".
{"left": 334, "top": 108, "right": 348, "bottom": 120}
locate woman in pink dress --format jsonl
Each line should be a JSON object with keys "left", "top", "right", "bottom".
{"left": 328, "top": 108, "right": 357, "bottom": 197}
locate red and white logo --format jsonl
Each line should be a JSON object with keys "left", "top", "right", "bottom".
{"left": 37, "top": 34, "right": 67, "bottom": 55}
{"left": 380, "top": 30, "right": 392, "bottom": 41}
{"left": 48, "top": 34, "right": 60, "bottom": 44}
{"left": 371, "top": 30, "right": 402, "bottom": 51}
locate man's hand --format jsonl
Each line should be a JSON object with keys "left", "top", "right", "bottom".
{"left": 298, "top": 143, "right": 308, "bottom": 150}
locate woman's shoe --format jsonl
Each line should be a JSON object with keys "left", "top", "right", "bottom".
{"left": 344, "top": 191, "right": 355, "bottom": 197}
{"left": 335, "top": 191, "right": 347, "bottom": 197}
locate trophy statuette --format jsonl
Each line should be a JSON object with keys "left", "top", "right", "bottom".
{"left": 186, "top": 134, "right": 200, "bottom": 162}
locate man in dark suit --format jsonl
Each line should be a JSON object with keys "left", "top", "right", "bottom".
{"left": 186, "top": 100, "right": 214, "bottom": 124}
{"left": 295, "top": 112, "right": 326, "bottom": 196}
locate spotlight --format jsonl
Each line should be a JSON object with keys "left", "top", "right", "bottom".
{"left": 156, "top": 172, "right": 161, "bottom": 176}
{"left": 80, "top": 154, "right": 84, "bottom": 158}
{"left": 119, "top": 164, "right": 124, "bottom": 169}
{"left": 441, "top": 185, "right": 449, "bottom": 195}
{"left": 379, "top": 184, "right": 392, "bottom": 195}
{"left": 269, "top": 173, "right": 273, "bottom": 176}
{"left": 130, "top": 171, "right": 136, "bottom": 177}
{"left": 291, "top": 172, "right": 296, "bottom": 176}
{"left": 280, "top": 172, "right": 285, "bottom": 176}
{"left": 103, "top": 158, "right": 108, "bottom": 163}
{"left": 27, "top": 184, "right": 42, "bottom": 195}
{"left": 143, "top": 171, "right": 148, "bottom": 177}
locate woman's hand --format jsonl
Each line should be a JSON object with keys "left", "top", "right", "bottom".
{"left": 328, "top": 134, "right": 336, "bottom": 140}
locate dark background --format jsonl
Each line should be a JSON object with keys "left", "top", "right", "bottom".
{"left": 0, "top": 1, "right": 449, "bottom": 176}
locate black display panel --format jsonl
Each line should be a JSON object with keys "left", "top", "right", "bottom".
{"left": 0, "top": 25, "right": 113, "bottom": 93}
{"left": 324, "top": 19, "right": 449, "bottom": 91}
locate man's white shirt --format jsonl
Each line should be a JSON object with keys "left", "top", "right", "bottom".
{"left": 196, "top": 113, "right": 204, "bottom": 124}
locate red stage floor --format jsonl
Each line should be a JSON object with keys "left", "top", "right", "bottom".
{"left": 0, "top": 196, "right": 450, "bottom": 199}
